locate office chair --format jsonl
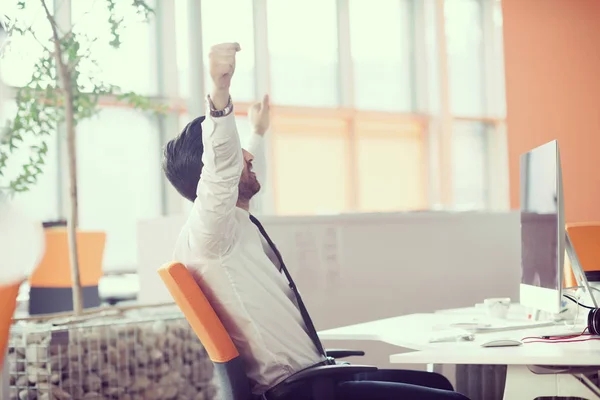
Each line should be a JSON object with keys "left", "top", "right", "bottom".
{"left": 0, "top": 282, "right": 20, "bottom": 367}
{"left": 567, "top": 223, "right": 600, "bottom": 274}
{"left": 158, "top": 262, "right": 376, "bottom": 400}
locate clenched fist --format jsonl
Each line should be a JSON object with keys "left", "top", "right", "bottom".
{"left": 248, "top": 94, "right": 270, "bottom": 136}
{"left": 209, "top": 42, "right": 241, "bottom": 90}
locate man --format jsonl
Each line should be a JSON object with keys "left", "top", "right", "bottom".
{"left": 163, "top": 42, "right": 469, "bottom": 400}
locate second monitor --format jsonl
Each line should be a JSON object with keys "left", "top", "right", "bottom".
{"left": 519, "top": 139, "right": 565, "bottom": 315}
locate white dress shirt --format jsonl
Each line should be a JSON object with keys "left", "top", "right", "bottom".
{"left": 173, "top": 107, "right": 323, "bottom": 395}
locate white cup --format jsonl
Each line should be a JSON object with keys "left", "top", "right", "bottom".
{"left": 484, "top": 298, "right": 511, "bottom": 319}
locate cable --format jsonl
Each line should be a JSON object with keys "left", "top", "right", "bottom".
{"left": 521, "top": 327, "right": 590, "bottom": 343}
{"left": 563, "top": 294, "right": 596, "bottom": 310}
{"left": 523, "top": 337, "right": 600, "bottom": 344}
{"left": 521, "top": 306, "right": 600, "bottom": 342}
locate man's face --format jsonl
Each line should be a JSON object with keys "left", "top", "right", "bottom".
{"left": 238, "top": 149, "right": 260, "bottom": 200}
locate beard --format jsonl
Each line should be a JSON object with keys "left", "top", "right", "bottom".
{"left": 238, "top": 173, "right": 261, "bottom": 201}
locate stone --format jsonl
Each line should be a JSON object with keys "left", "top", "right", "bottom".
{"left": 25, "top": 346, "right": 46, "bottom": 367}
{"left": 105, "top": 387, "right": 125, "bottom": 397}
{"left": 15, "top": 374, "right": 28, "bottom": 387}
{"left": 18, "top": 389, "right": 35, "bottom": 400}
{"left": 83, "top": 373, "right": 102, "bottom": 393}
{"left": 27, "top": 366, "right": 50, "bottom": 384}
{"left": 52, "top": 386, "right": 74, "bottom": 400}
{"left": 8, "top": 312, "right": 215, "bottom": 399}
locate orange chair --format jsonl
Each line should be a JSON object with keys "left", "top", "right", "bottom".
{"left": 0, "top": 281, "right": 21, "bottom": 367}
{"left": 566, "top": 223, "right": 600, "bottom": 274}
{"left": 158, "top": 262, "right": 375, "bottom": 400}
{"left": 29, "top": 228, "right": 105, "bottom": 314}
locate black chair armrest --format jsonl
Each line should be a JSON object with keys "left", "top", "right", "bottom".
{"left": 284, "top": 364, "right": 377, "bottom": 385}
{"left": 325, "top": 349, "right": 365, "bottom": 359}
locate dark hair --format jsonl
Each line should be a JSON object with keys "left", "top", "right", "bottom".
{"left": 162, "top": 116, "right": 206, "bottom": 202}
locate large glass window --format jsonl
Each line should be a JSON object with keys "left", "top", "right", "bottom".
{"left": 445, "top": 0, "right": 485, "bottom": 117}
{"left": 174, "top": 0, "right": 191, "bottom": 98}
{"left": 350, "top": 0, "right": 414, "bottom": 111}
{"left": 267, "top": 0, "right": 339, "bottom": 107}
{"left": 356, "top": 118, "right": 427, "bottom": 211}
{"left": 0, "top": 0, "right": 55, "bottom": 87}
{"left": 272, "top": 116, "right": 349, "bottom": 214}
{"left": 174, "top": 0, "right": 255, "bottom": 101}
{"left": 1, "top": 0, "right": 510, "bottom": 228}
{"left": 493, "top": 0, "right": 506, "bottom": 118}
{"left": 201, "top": 0, "right": 256, "bottom": 102}
{"left": 0, "top": 100, "right": 59, "bottom": 222}
{"left": 71, "top": 0, "right": 155, "bottom": 95}
{"left": 76, "top": 107, "right": 162, "bottom": 272}
{"left": 452, "top": 120, "right": 489, "bottom": 209}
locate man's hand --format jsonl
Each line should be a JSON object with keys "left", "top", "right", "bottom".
{"left": 209, "top": 42, "right": 241, "bottom": 109}
{"left": 248, "top": 94, "right": 270, "bottom": 136}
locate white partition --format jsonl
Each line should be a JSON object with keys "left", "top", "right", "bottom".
{"left": 137, "top": 211, "right": 522, "bottom": 367}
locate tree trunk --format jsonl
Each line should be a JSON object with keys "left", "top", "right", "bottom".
{"left": 64, "top": 88, "right": 83, "bottom": 316}
{"left": 41, "top": 0, "right": 83, "bottom": 316}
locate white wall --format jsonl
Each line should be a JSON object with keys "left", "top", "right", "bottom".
{"left": 137, "top": 211, "right": 522, "bottom": 368}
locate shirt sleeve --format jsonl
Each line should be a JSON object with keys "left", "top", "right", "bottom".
{"left": 183, "top": 102, "right": 243, "bottom": 258}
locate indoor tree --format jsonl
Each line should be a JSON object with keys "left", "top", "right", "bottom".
{"left": 0, "top": 0, "right": 165, "bottom": 315}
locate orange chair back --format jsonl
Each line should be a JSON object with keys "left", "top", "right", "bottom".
{"left": 30, "top": 229, "right": 105, "bottom": 288}
{"left": 567, "top": 223, "right": 600, "bottom": 272}
{"left": 158, "top": 262, "right": 239, "bottom": 363}
{"left": 158, "top": 262, "right": 251, "bottom": 400}
{"left": 0, "top": 282, "right": 21, "bottom": 366}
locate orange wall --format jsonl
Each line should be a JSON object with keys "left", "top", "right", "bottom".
{"left": 503, "top": 0, "right": 600, "bottom": 223}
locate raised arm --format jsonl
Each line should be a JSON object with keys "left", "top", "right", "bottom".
{"left": 247, "top": 95, "right": 270, "bottom": 214}
{"left": 186, "top": 43, "right": 243, "bottom": 257}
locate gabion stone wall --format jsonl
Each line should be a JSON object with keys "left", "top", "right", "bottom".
{"left": 7, "top": 309, "right": 216, "bottom": 400}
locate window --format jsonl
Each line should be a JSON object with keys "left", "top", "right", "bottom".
{"left": 174, "top": 0, "right": 190, "bottom": 98}
{"left": 356, "top": 118, "right": 427, "bottom": 211}
{"left": 0, "top": 0, "right": 55, "bottom": 87}
{"left": 71, "top": 0, "right": 155, "bottom": 95}
{"left": 174, "top": 0, "right": 255, "bottom": 101}
{"left": 493, "top": 0, "right": 506, "bottom": 118}
{"left": 350, "top": 0, "right": 414, "bottom": 111}
{"left": 267, "top": 0, "right": 339, "bottom": 107}
{"left": 0, "top": 100, "right": 59, "bottom": 222}
{"left": 236, "top": 116, "right": 253, "bottom": 150}
{"left": 452, "top": 121, "right": 489, "bottom": 209}
{"left": 75, "top": 107, "right": 162, "bottom": 271}
{"left": 201, "top": 0, "right": 256, "bottom": 102}
{"left": 272, "top": 116, "right": 349, "bottom": 215}
{"left": 445, "top": 0, "right": 485, "bottom": 117}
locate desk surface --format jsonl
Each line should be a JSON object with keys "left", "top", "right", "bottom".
{"left": 319, "top": 307, "right": 600, "bottom": 366}
{"left": 390, "top": 344, "right": 600, "bottom": 366}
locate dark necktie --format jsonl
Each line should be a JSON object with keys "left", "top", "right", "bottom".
{"left": 249, "top": 214, "right": 329, "bottom": 361}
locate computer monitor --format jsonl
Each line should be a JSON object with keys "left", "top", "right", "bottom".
{"left": 519, "top": 140, "right": 565, "bottom": 314}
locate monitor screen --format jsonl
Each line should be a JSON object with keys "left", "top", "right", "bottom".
{"left": 520, "top": 140, "right": 560, "bottom": 291}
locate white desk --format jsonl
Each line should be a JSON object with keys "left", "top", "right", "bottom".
{"left": 319, "top": 308, "right": 600, "bottom": 400}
